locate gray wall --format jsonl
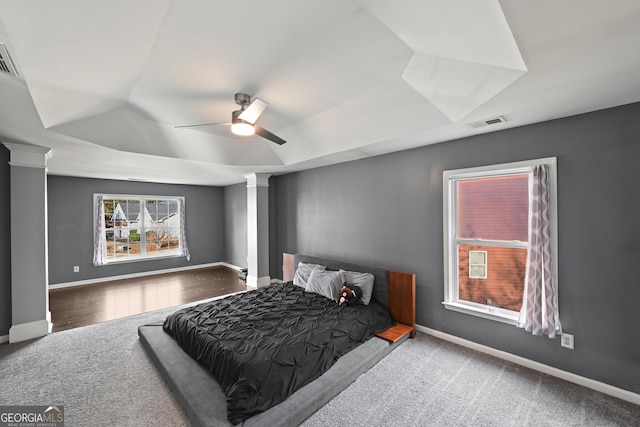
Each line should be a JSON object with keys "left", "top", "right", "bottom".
{"left": 271, "top": 102, "right": 640, "bottom": 395}
{"left": 224, "top": 182, "right": 247, "bottom": 268}
{"left": 0, "top": 145, "right": 10, "bottom": 336}
{"left": 47, "top": 176, "right": 226, "bottom": 284}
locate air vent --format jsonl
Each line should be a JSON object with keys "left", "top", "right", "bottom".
{"left": 466, "top": 116, "right": 506, "bottom": 128}
{"left": 0, "top": 43, "right": 18, "bottom": 77}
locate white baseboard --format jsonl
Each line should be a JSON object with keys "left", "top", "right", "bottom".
{"left": 417, "top": 325, "right": 640, "bottom": 406}
{"left": 219, "top": 262, "right": 245, "bottom": 272}
{"left": 49, "top": 262, "right": 243, "bottom": 290}
{"left": 9, "top": 319, "right": 51, "bottom": 343}
{"left": 0, "top": 334, "right": 8, "bottom": 344}
{"left": 247, "top": 275, "right": 271, "bottom": 288}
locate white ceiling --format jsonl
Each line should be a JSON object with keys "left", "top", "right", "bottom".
{"left": 1, "top": 0, "right": 639, "bottom": 186}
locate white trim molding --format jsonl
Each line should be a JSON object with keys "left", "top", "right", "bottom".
{"left": 2, "top": 142, "right": 52, "bottom": 168}
{"left": 244, "top": 173, "right": 271, "bottom": 187}
{"left": 247, "top": 275, "right": 271, "bottom": 288}
{"left": 9, "top": 319, "right": 52, "bottom": 343}
{"left": 0, "top": 334, "right": 8, "bottom": 344}
{"left": 219, "top": 262, "right": 244, "bottom": 272}
{"left": 417, "top": 325, "right": 640, "bottom": 406}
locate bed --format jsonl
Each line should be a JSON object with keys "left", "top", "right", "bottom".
{"left": 138, "top": 253, "right": 416, "bottom": 426}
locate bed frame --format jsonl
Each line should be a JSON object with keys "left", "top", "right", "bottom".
{"left": 138, "top": 253, "right": 416, "bottom": 426}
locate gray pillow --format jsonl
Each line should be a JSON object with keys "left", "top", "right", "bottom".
{"left": 340, "top": 269, "right": 374, "bottom": 305}
{"left": 305, "top": 268, "right": 344, "bottom": 300}
{"left": 293, "top": 262, "right": 326, "bottom": 288}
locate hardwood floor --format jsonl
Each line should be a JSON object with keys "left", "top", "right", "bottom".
{"left": 49, "top": 266, "right": 247, "bottom": 333}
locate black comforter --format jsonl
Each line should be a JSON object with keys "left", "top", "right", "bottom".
{"left": 163, "top": 281, "right": 393, "bottom": 424}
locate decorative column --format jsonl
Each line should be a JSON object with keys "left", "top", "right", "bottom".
{"left": 3, "top": 142, "right": 52, "bottom": 343}
{"left": 245, "top": 173, "right": 271, "bottom": 288}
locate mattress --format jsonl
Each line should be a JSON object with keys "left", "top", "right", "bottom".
{"left": 162, "top": 282, "right": 393, "bottom": 424}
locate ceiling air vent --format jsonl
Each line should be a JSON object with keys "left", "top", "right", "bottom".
{"left": 0, "top": 43, "right": 18, "bottom": 77}
{"left": 466, "top": 116, "right": 506, "bottom": 128}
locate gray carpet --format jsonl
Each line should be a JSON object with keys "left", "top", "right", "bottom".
{"left": 1, "top": 305, "right": 638, "bottom": 426}
{"left": 303, "top": 334, "right": 640, "bottom": 427}
{"left": 0, "top": 306, "right": 191, "bottom": 426}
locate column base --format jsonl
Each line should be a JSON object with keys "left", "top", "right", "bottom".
{"left": 9, "top": 318, "right": 52, "bottom": 343}
{"left": 246, "top": 275, "right": 271, "bottom": 288}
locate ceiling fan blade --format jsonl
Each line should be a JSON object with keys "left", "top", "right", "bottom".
{"left": 175, "top": 121, "right": 230, "bottom": 129}
{"left": 255, "top": 125, "right": 286, "bottom": 145}
{"left": 238, "top": 98, "right": 268, "bottom": 124}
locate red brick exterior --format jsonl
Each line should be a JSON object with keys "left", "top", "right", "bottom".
{"left": 458, "top": 244, "right": 526, "bottom": 311}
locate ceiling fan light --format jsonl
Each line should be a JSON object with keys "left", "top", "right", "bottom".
{"left": 231, "top": 109, "right": 255, "bottom": 136}
{"left": 231, "top": 121, "right": 255, "bottom": 136}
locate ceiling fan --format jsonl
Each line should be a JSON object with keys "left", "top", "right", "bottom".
{"left": 175, "top": 93, "right": 286, "bottom": 145}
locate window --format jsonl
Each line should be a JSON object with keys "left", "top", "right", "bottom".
{"left": 443, "top": 158, "right": 557, "bottom": 324}
{"left": 93, "top": 195, "right": 189, "bottom": 265}
{"left": 468, "top": 251, "right": 487, "bottom": 279}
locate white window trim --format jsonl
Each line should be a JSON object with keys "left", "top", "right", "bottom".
{"left": 442, "top": 157, "right": 558, "bottom": 325}
{"left": 94, "top": 193, "right": 185, "bottom": 265}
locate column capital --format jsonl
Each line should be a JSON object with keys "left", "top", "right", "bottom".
{"left": 3, "top": 142, "right": 52, "bottom": 169}
{"left": 244, "top": 173, "right": 271, "bottom": 188}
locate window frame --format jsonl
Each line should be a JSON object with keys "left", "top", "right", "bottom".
{"left": 442, "top": 157, "right": 558, "bottom": 325}
{"left": 94, "top": 193, "right": 186, "bottom": 265}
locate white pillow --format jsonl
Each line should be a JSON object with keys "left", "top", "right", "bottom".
{"left": 293, "top": 262, "right": 326, "bottom": 288}
{"left": 340, "top": 270, "right": 375, "bottom": 305}
{"left": 305, "top": 268, "right": 344, "bottom": 300}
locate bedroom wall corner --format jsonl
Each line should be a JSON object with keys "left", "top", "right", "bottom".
{"left": 270, "top": 174, "right": 298, "bottom": 280}
{"left": 0, "top": 144, "right": 11, "bottom": 337}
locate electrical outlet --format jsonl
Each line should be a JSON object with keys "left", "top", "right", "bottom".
{"left": 561, "top": 333, "right": 574, "bottom": 349}
{"left": 73, "top": 266, "right": 80, "bottom": 273}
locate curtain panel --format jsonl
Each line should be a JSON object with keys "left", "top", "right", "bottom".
{"left": 178, "top": 198, "right": 190, "bottom": 258}
{"left": 93, "top": 195, "right": 107, "bottom": 266}
{"left": 518, "top": 165, "right": 562, "bottom": 337}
